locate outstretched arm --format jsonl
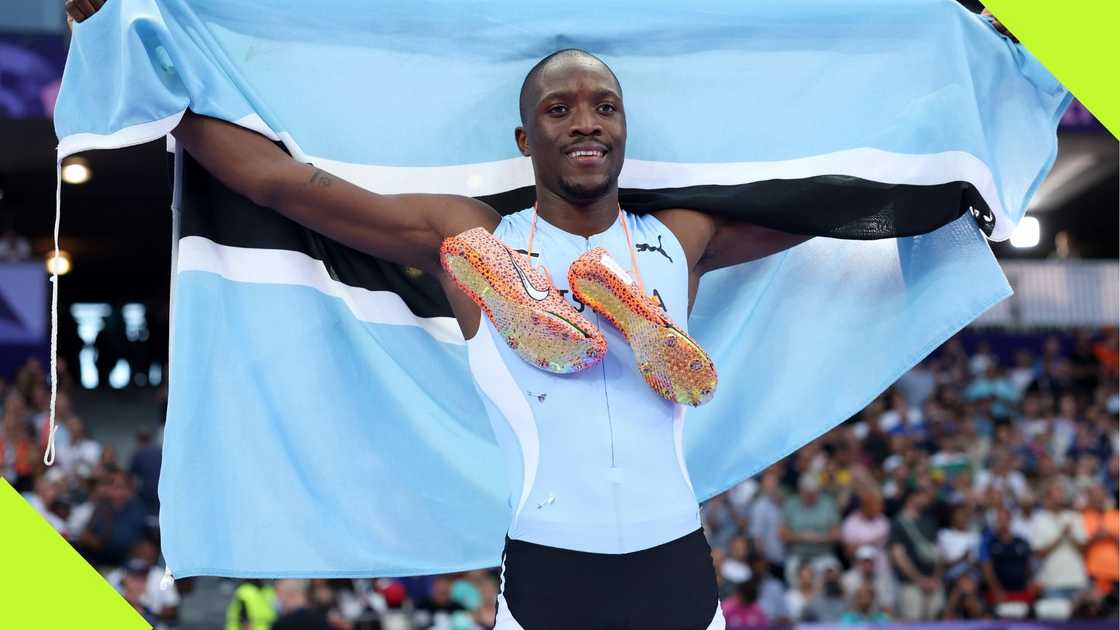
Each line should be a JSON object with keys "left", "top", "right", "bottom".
{"left": 171, "top": 111, "right": 499, "bottom": 274}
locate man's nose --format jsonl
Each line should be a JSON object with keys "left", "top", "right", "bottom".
{"left": 569, "top": 107, "right": 601, "bottom": 136}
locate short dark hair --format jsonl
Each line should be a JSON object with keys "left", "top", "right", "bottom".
{"left": 518, "top": 48, "right": 621, "bottom": 124}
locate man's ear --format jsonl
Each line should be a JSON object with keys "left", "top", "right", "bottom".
{"left": 514, "top": 126, "right": 531, "bottom": 157}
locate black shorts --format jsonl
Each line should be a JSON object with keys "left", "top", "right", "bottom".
{"left": 495, "top": 528, "right": 724, "bottom": 630}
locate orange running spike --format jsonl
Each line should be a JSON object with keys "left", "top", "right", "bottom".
{"left": 569, "top": 247, "right": 717, "bottom": 406}
{"left": 440, "top": 227, "right": 607, "bottom": 373}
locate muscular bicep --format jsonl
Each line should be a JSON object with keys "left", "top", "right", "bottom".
{"left": 171, "top": 110, "right": 499, "bottom": 272}
{"left": 698, "top": 221, "right": 812, "bottom": 274}
{"left": 652, "top": 208, "right": 811, "bottom": 275}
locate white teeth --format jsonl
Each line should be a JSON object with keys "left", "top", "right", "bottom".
{"left": 569, "top": 150, "right": 604, "bottom": 157}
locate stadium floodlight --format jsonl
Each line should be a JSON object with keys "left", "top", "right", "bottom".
{"left": 61, "top": 156, "right": 92, "bottom": 185}
{"left": 45, "top": 250, "right": 72, "bottom": 275}
{"left": 1009, "top": 216, "right": 1040, "bottom": 248}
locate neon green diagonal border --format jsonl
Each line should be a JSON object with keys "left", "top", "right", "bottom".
{"left": 984, "top": 0, "right": 1119, "bottom": 138}
{"left": 0, "top": 480, "right": 150, "bottom": 629}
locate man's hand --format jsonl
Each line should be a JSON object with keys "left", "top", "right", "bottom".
{"left": 981, "top": 8, "right": 1019, "bottom": 43}
{"left": 65, "top": 0, "right": 105, "bottom": 27}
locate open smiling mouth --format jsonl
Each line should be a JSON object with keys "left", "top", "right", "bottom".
{"left": 566, "top": 147, "right": 608, "bottom": 165}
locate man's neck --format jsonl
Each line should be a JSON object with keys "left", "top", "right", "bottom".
{"left": 534, "top": 187, "right": 619, "bottom": 238}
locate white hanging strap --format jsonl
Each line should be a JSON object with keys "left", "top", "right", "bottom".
{"left": 160, "top": 566, "right": 174, "bottom": 591}
{"left": 44, "top": 160, "right": 62, "bottom": 466}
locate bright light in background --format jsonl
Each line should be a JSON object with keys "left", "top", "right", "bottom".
{"left": 123, "top": 303, "right": 149, "bottom": 342}
{"left": 45, "top": 250, "right": 71, "bottom": 275}
{"left": 71, "top": 303, "right": 111, "bottom": 389}
{"left": 1010, "top": 216, "right": 1041, "bottom": 249}
{"left": 149, "top": 362, "right": 163, "bottom": 386}
{"left": 108, "top": 359, "right": 131, "bottom": 389}
{"left": 61, "top": 156, "right": 92, "bottom": 185}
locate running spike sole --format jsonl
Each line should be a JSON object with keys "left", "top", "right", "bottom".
{"left": 440, "top": 228, "right": 606, "bottom": 374}
{"left": 569, "top": 247, "right": 717, "bottom": 406}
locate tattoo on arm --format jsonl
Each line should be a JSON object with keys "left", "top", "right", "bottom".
{"left": 309, "top": 168, "right": 333, "bottom": 188}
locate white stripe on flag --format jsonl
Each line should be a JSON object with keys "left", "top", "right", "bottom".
{"left": 308, "top": 147, "right": 1006, "bottom": 239}
{"left": 229, "top": 114, "right": 1010, "bottom": 240}
{"left": 176, "top": 235, "right": 465, "bottom": 345}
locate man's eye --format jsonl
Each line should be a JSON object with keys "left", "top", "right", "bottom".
{"left": 598, "top": 104, "right": 617, "bottom": 113}
{"left": 548, "top": 105, "right": 568, "bottom": 115}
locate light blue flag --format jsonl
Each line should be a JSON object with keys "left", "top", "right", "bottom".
{"left": 55, "top": 0, "right": 1068, "bottom": 577}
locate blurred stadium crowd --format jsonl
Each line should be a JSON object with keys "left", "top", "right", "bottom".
{"left": 4, "top": 326, "right": 1119, "bottom": 629}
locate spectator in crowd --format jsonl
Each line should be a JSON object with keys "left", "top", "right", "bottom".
{"left": 721, "top": 577, "right": 768, "bottom": 629}
{"left": 76, "top": 468, "right": 148, "bottom": 566}
{"left": 2, "top": 391, "right": 38, "bottom": 492}
{"left": 840, "top": 489, "right": 891, "bottom": 577}
{"left": 879, "top": 390, "right": 926, "bottom": 439}
{"left": 780, "top": 475, "right": 840, "bottom": 583}
{"left": 842, "top": 545, "right": 894, "bottom": 616}
{"left": 1009, "top": 489, "right": 1040, "bottom": 540}
{"left": 1081, "top": 481, "right": 1119, "bottom": 596}
{"left": 747, "top": 551, "right": 791, "bottom": 625}
{"left": 120, "top": 558, "right": 161, "bottom": 626}
{"left": 840, "top": 582, "right": 890, "bottom": 625}
{"left": 748, "top": 468, "right": 786, "bottom": 579}
{"left": 473, "top": 573, "right": 500, "bottom": 629}
{"left": 1093, "top": 328, "right": 1119, "bottom": 378}
{"left": 1030, "top": 482, "right": 1089, "bottom": 600}
{"left": 717, "top": 535, "right": 752, "bottom": 598}
{"left": 225, "top": 580, "right": 277, "bottom": 630}
{"left": 128, "top": 427, "right": 162, "bottom": 516}
{"left": 785, "top": 563, "right": 817, "bottom": 622}
{"left": 22, "top": 468, "right": 70, "bottom": 536}
{"left": 106, "top": 540, "right": 180, "bottom": 625}
{"left": 890, "top": 487, "right": 944, "bottom": 620}
{"left": 975, "top": 447, "right": 1030, "bottom": 503}
{"left": 980, "top": 506, "right": 1036, "bottom": 614}
{"left": 803, "top": 561, "right": 848, "bottom": 622}
{"left": 937, "top": 504, "right": 981, "bottom": 582}
{"left": 413, "top": 575, "right": 466, "bottom": 629}
{"left": 1009, "top": 349, "right": 1038, "bottom": 396}
{"left": 272, "top": 579, "right": 333, "bottom": 630}
{"left": 10, "top": 317, "right": 1120, "bottom": 625}
{"left": 943, "top": 572, "right": 989, "bottom": 620}
{"left": 858, "top": 401, "right": 892, "bottom": 465}
{"left": 704, "top": 493, "right": 744, "bottom": 554}
{"left": 58, "top": 416, "right": 101, "bottom": 479}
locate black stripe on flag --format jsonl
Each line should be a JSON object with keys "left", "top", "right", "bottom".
{"left": 177, "top": 150, "right": 989, "bottom": 318}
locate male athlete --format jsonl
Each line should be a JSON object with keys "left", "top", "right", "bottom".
{"left": 67, "top": 3, "right": 1014, "bottom": 628}
{"left": 169, "top": 50, "right": 805, "bottom": 630}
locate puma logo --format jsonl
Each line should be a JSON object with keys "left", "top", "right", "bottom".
{"left": 636, "top": 235, "right": 672, "bottom": 262}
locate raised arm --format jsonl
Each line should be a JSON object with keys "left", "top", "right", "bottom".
{"left": 171, "top": 111, "right": 499, "bottom": 274}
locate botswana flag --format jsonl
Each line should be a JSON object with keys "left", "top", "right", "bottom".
{"left": 55, "top": 0, "right": 1068, "bottom": 577}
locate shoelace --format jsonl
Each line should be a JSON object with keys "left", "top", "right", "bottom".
{"left": 526, "top": 203, "right": 647, "bottom": 296}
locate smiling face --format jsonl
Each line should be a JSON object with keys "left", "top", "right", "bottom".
{"left": 516, "top": 51, "right": 626, "bottom": 205}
